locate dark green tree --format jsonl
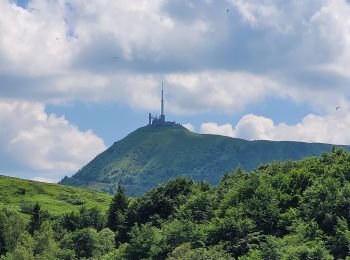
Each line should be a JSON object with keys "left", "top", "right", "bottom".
{"left": 95, "top": 228, "right": 116, "bottom": 257}
{"left": 128, "top": 177, "right": 193, "bottom": 226}
{"left": 168, "top": 243, "right": 232, "bottom": 260}
{"left": 4, "top": 231, "right": 35, "bottom": 260}
{"left": 0, "top": 209, "right": 27, "bottom": 254}
{"left": 28, "top": 203, "right": 42, "bottom": 235}
{"left": 125, "top": 224, "right": 163, "bottom": 260}
{"left": 59, "top": 211, "right": 79, "bottom": 232}
{"left": 0, "top": 213, "right": 6, "bottom": 256}
{"left": 331, "top": 217, "right": 350, "bottom": 258}
{"left": 162, "top": 219, "right": 207, "bottom": 255}
{"left": 78, "top": 206, "right": 105, "bottom": 231}
{"left": 33, "top": 221, "right": 60, "bottom": 259}
{"left": 61, "top": 228, "right": 99, "bottom": 259}
{"left": 107, "top": 185, "right": 128, "bottom": 241}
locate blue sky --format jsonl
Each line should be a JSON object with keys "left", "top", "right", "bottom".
{"left": 1, "top": 0, "right": 350, "bottom": 182}
{"left": 13, "top": 0, "right": 28, "bottom": 8}
{"left": 46, "top": 95, "right": 312, "bottom": 146}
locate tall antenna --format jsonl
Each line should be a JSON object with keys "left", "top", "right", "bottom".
{"left": 161, "top": 82, "right": 164, "bottom": 116}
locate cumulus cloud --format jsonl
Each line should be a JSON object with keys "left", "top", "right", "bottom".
{"left": 1, "top": 0, "right": 350, "bottom": 123}
{"left": 234, "top": 114, "right": 274, "bottom": 140}
{"left": 0, "top": 70, "right": 282, "bottom": 115}
{"left": 183, "top": 123, "right": 194, "bottom": 132}
{"left": 235, "top": 113, "right": 350, "bottom": 145}
{"left": 306, "top": 0, "right": 350, "bottom": 79}
{"left": 201, "top": 110, "right": 350, "bottom": 145}
{"left": 228, "top": 0, "right": 283, "bottom": 29}
{"left": 0, "top": 0, "right": 215, "bottom": 75}
{"left": 31, "top": 176, "right": 57, "bottom": 183}
{"left": 200, "top": 122, "right": 235, "bottom": 137}
{"left": 0, "top": 101, "right": 106, "bottom": 181}
{"left": 0, "top": 0, "right": 76, "bottom": 75}
{"left": 165, "top": 71, "right": 280, "bottom": 114}
{"left": 0, "top": 0, "right": 349, "bottom": 114}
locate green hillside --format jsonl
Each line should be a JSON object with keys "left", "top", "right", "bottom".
{"left": 0, "top": 175, "right": 112, "bottom": 216}
{"left": 60, "top": 125, "right": 349, "bottom": 195}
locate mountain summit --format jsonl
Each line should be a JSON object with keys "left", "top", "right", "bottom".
{"left": 60, "top": 125, "right": 347, "bottom": 195}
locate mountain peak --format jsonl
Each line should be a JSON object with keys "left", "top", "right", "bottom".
{"left": 60, "top": 126, "right": 349, "bottom": 196}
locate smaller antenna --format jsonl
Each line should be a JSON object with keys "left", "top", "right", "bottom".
{"left": 161, "top": 82, "right": 164, "bottom": 117}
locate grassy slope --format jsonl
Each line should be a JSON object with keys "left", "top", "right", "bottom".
{"left": 61, "top": 125, "right": 349, "bottom": 196}
{"left": 0, "top": 175, "right": 112, "bottom": 216}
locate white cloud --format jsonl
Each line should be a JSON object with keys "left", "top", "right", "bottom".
{"left": 70, "top": 0, "right": 213, "bottom": 61}
{"left": 201, "top": 110, "right": 350, "bottom": 145}
{"left": 2, "top": 70, "right": 280, "bottom": 115}
{"left": 183, "top": 123, "right": 194, "bottom": 132}
{"left": 306, "top": 0, "right": 350, "bottom": 79}
{"left": 0, "top": 101, "right": 106, "bottom": 181}
{"left": 0, "top": 1, "right": 76, "bottom": 75}
{"left": 0, "top": 0, "right": 350, "bottom": 116}
{"left": 228, "top": 0, "right": 283, "bottom": 29}
{"left": 243, "top": 112, "right": 350, "bottom": 145}
{"left": 0, "top": 0, "right": 214, "bottom": 75}
{"left": 200, "top": 122, "right": 235, "bottom": 137}
{"left": 165, "top": 71, "right": 280, "bottom": 114}
{"left": 31, "top": 176, "right": 56, "bottom": 183}
{"left": 234, "top": 114, "right": 274, "bottom": 140}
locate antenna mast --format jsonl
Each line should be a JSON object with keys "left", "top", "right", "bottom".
{"left": 161, "top": 82, "right": 164, "bottom": 116}
{"left": 147, "top": 82, "right": 176, "bottom": 126}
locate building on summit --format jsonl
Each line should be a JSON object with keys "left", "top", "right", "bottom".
{"left": 148, "top": 83, "right": 176, "bottom": 126}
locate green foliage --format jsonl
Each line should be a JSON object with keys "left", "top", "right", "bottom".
{"left": 99, "top": 243, "right": 128, "bottom": 260}
{"left": 96, "top": 228, "right": 116, "bottom": 256}
{"left": 2, "top": 150, "right": 350, "bottom": 258}
{"left": 0, "top": 209, "right": 26, "bottom": 255}
{"left": 2, "top": 246, "right": 35, "bottom": 260}
{"left": 162, "top": 219, "right": 207, "bottom": 254}
{"left": 107, "top": 185, "right": 128, "bottom": 242}
{"left": 33, "top": 221, "right": 58, "bottom": 256}
{"left": 331, "top": 217, "right": 350, "bottom": 258}
{"left": 60, "top": 125, "right": 346, "bottom": 196}
{"left": 257, "top": 234, "right": 333, "bottom": 259}
{"left": 57, "top": 206, "right": 105, "bottom": 232}
{"left": 19, "top": 202, "right": 35, "bottom": 214}
{"left": 0, "top": 214, "right": 6, "bottom": 256}
{"left": 61, "top": 228, "right": 99, "bottom": 258}
{"left": 208, "top": 207, "right": 261, "bottom": 256}
{"left": 125, "top": 223, "right": 163, "bottom": 259}
{"left": 28, "top": 203, "right": 42, "bottom": 235}
{"left": 126, "top": 177, "right": 193, "bottom": 226}
{"left": 167, "top": 243, "right": 233, "bottom": 260}
{"left": 2, "top": 231, "right": 35, "bottom": 260}
{"left": 78, "top": 207, "right": 106, "bottom": 231}
{"left": 60, "top": 227, "right": 115, "bottom": 259}
{"left": 175, "top": 183, "right": 217, "bottom": 223}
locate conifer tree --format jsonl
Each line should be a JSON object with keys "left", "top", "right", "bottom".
{"left": 107, "top": 185, "right": 128, "bottom": 241}
{"left": 0, "top": 217, "right": 6, "bottom": 256}
{"left": 28, "top": 203, "right": 42, "bottom": 235}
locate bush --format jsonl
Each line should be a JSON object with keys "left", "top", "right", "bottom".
{"left": 19, "top": 202, "right": 35, "bottom": 214}
{"left": 57, "top": 195, "right": 85, "bottom": 205}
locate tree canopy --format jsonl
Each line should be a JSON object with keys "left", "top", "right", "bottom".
{"left": 1, "top": 150, "right": 350, "bottom": 259}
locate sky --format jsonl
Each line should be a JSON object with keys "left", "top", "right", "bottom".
{"left": 1, "top": 0, "right": 350, "bottom": 182}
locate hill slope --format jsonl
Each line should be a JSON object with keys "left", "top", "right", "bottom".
{"left": 0, "top": 175, "right": 112, "bottom": 216}
{"left": 60, "top": 125, "right": 349, "bottom": 195}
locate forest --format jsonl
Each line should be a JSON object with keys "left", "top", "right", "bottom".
{"left": 1, "top": 149, "right": 350, "bottom": 259}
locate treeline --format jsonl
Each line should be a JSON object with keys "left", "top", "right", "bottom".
{"left": 1, "top": 149, "right": 350, "bottom": 259}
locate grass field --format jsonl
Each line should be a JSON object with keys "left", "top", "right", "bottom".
{"left": 0, "top": 175, "right": 112, "bottom": 216}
